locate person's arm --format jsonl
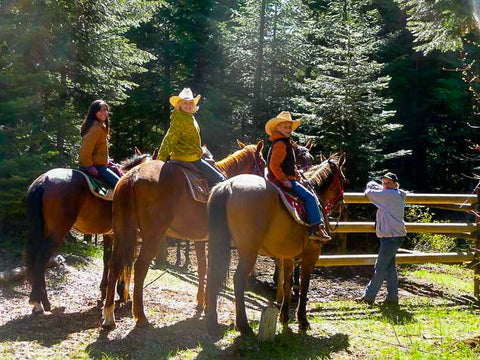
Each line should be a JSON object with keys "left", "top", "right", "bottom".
{"left": 269, "top": 141, "right": 288, "bottom": 184}
{"left": 157, "top": 117, "right": 181, "bottom": 162}
{"left": 364, "top": 181, "right": 386, "bottom": 204}
{"left": 79, "top": 127, "right": 101, "bottom": 168}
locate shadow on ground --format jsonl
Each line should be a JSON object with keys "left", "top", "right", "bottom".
{"left": 86, "top": 316, "right": 349, "bottom": 360}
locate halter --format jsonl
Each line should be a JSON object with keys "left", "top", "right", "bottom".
{"left": 324, "top": 165, "right": 344, "bottom": 214}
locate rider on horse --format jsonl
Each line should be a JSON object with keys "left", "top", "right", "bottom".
{"left": 265, "top": 111, "right": 330, "bottom": 241}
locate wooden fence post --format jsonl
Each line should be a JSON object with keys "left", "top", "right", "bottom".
{"left": 474, "top": 186, "right": 480, "bottom": 299}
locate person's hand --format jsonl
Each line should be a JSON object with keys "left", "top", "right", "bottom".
{"left": 87, "top": 166, "right": 99, "bottom": 176}
{"left": 282, "top": 179, "right": 292, "bottom": 188}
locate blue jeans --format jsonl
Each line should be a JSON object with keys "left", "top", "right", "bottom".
{"left": 96, "top": 166, "right": 121, "bottom": 188}
{"left": 290, "top": 180, "right": 322, "bottom": 226}
{"left": 193, "top": 159, "right": 227, "bottom": 187}
{"left": 363, "top": 236, "right": 404, "bottom": 302}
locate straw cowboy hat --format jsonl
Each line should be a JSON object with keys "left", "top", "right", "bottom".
{"left": 169, "top": 88, "right": 201, "bottom": 108}
{"left": 265, "top": 111, "right": 301, "bottom": 136}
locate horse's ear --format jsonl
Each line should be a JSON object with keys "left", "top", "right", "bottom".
{"left": 305, "top": 138, "right": 313, "bottom": 150}
{"left": 339, "top": 152, "right": 346, "bottom": 168}
{"left": 152, "top": 147, "right": 159, "bottom": 160}
{"left": 237, "top": 139, "right": 246, "bottom": 149}
{"left": 256, "top": 139, "right": 264, "bottom": 153}
{"left": 134, "top": 146, "right": 142, "bottom": 156}
{"left": 320, "top": 153, "right": 327, "bottom": 162}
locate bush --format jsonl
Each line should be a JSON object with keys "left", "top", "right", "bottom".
{"left": 404, "top": 206, "right": 458, "bottom": 252}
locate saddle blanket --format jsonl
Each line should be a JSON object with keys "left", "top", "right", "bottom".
{"left": 270, "top": 182, "right": 309, "bottom": 226}
{"left": 74, "top": 169, "right": 114, "bottom": 201}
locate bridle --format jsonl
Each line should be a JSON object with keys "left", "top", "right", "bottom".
{"left": 323, "top": 162, "right": 346, "bottom": 231}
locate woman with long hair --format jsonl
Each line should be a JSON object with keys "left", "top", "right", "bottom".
{"left": 79, "top": 99, "right": 120, "bottom": 187}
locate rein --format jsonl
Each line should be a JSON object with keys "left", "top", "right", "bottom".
{"left": 324, "top": 167, "right": 345, "bottom": 231}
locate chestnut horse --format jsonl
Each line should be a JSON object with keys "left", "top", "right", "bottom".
{"left": 206, "top": 154, "right": 346, "bottom": 335}
{"left": 25, "top": 153, "right": 151, "bottom": 314}
{"left": 102, "top": 141, "right": 266, "bottom": 329}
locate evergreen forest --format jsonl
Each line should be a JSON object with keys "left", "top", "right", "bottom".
{"left": 1, "top": 0, "right": 479, "bottom": 232}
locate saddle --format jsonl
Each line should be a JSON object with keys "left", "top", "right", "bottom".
{"left": 75, "top": 169, "right": 114, "bottom": 201}
{"left": 169, "top": 161, "right": 210, "bottom": 203}
{"left": 269, "top": 181, "right": 309, "bottom": 226}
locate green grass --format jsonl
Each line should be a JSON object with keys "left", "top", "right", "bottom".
{"left": 58, "top": 238, "right": 103, "bottom": 259}
{"left": 402, "top": 264, "right": 474, "bottom": 293}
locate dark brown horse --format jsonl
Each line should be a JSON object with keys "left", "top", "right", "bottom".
{"left": 25, "top": 153, "right": 151, "bottom": 314}
{"left": 102, "top": 141, "right": 265, "bottom": 329}
{"left": 205, "top": 154, "right": 346, "bottom": 335}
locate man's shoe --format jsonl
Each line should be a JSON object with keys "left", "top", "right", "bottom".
{"left": 382, "top": 299, "right": 399, "bottom": 307}
{"left": 354, "top": 297, "right": 374, "bottom": 305}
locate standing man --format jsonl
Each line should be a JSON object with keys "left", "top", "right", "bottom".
{"left": 357, "top": 172, "right": 407, "bottom": 306}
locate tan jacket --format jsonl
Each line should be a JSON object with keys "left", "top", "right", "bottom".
{"left": 79, "top": 121, "right": 109, "bottom": 167}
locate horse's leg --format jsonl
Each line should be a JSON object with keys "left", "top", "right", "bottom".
{"left": 292, "top": 264, "right": 300, "bottom": 301}
{"left": 275, "top": 258, "right": 285, "bottom": 304}
{"left": 234, "top": 255, "right": 257, "bottom": 335}
{"left": 184, "top": 240, "right": 191, "bottom": 267}
{"left": 279, "top": 258, "right": 294, "bottom": 330}
{"left": 175, "top": 239, "right": 181, "bottom": 266}
{"left": 132, "top": 233, "right": 164, "bottom": 328}
{"left": 193, "top": 241, "right": 206, "bottom": 311}
{"left": 102, "top": 256, "right": 123, "bottom": 329}
{"left": 100, "top": 233, "right": 113, "bottom": 303}
{"left": 297, "top": 247, "right": 322, "bottom": 331}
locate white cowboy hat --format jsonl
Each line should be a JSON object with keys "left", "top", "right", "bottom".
{"left": 169, "top": 88, "right": 201, "bottom": 108}
{"left": 265, "top": 111, "right": 301, "bottom": 136}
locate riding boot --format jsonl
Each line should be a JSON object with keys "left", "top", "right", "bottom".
{"left": 309, "top": 223, "right": 331, "bottom": 243}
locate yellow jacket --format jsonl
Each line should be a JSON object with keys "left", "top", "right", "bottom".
{"left": 157, "top": 110, "right": 203, "bottom": 162}
{"left": 79, "top": 121, "right": 109, "bottom": 167}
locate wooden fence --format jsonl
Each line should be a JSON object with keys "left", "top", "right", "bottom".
{"left": 317, "top": 192, "right": 480, "bottom": 298}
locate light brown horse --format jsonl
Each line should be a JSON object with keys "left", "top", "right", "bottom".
{"left": 102, "top": 141, "right": 265, "bottom": 329}
{"left": 25, "top": 153, "right": 151, "bottom": 314}
{"left": 205, "top": 154, "right": 346, "bottom": 335}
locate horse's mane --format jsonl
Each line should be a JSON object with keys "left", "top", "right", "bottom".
{"left": 120, "top": 154, "right": 151, "bottom": 171}
{"left": 215, "top": 145, "right": 256, "bottom": 172}
{"left": 304, "top": 154, "right": 340, "bottom": 191}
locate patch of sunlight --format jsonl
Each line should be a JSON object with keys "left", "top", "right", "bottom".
{"left": 168, "top": 344, "right": 202, "bottom": 360}
{"left": 407, "top": 268, "right": 473, "bottom": 293}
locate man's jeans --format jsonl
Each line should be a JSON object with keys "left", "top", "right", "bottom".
{"left": 363, "top": 236, "right": 404, "bottom": 302}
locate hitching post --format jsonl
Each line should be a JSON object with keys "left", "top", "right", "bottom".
{"left": 475, "top": 184, "right": 480, "bottom": 299}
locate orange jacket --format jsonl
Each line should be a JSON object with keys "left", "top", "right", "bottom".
{"left": 79, "top": 121, "right": 109, "bottom": 167}
{"left": 268, "top": 133, "right": 299, "bottom": 182}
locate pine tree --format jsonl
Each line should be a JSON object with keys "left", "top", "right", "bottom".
{"left": 296, "top": 0, "right": 399, "bottom": 188}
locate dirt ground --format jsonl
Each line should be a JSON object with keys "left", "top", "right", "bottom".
{"left": 0, "top": 240, "right": 476, "bottom": 359}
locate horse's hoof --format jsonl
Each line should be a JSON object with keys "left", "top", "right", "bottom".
{"left": 135, "top": 317, "right": 150, "bottom": 328}
{"left": 101, "top": 319, "right": 117, "bottom": 330}
{"left": 298, "top": 322, "right": 311, "bottom": 332}
{"left": 237, "top": 325, "right": 254, "bottom": 337}
{"left": 30, "top": 301, "right": 44, "bottom": 315}
{"left": 206, "top": 322, "right": 222, "bottom": 337}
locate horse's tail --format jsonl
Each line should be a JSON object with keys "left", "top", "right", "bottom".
{"left": 206, "top": 182, "right": 232, "bottom": 328}
{"left": 24, "top": 178, "right": 46, "bottom": 280}
{"left": 110, "top": 175, "right": 137, "bottom": 282}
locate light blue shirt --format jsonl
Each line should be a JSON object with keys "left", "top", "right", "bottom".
{"left": 365, "top": 181, "right": 407, "bottom": 238}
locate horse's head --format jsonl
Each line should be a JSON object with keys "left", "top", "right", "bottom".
{"left": 217, "top": 140, "right": 266, "bottom": 177}
{"left": 294, "top": 139, "right": 314, "bottom": 172}
{"left": 305, "top": 153, "right": 346, "bottom": 212}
